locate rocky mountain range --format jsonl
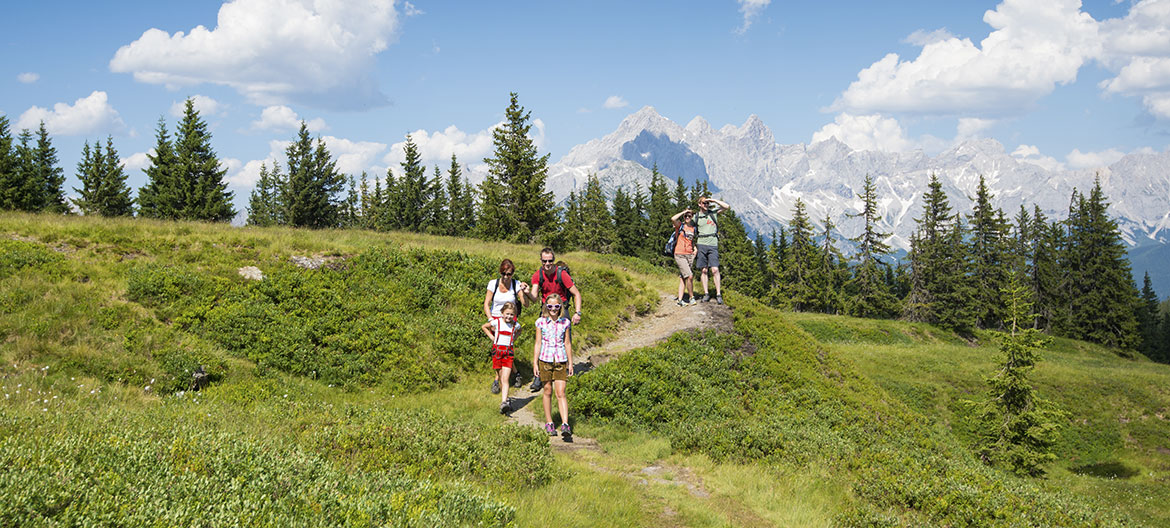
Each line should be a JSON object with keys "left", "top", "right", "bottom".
{"left": 546, "top": 106, "right": 1170, "bottom": 293}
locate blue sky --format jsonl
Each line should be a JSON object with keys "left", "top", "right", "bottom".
{"left": 2, "top": 0, "right": 1168, "bottom": 215}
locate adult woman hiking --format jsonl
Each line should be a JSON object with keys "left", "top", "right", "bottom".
{"left": 484, "top": 258, "right": 528, "bottom": 393}
{"left": 671, "top": 208, "right": 698, "bottom": 306}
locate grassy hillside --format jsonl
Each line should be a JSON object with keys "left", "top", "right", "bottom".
{"left": 2, "top": 211, "right": 1167, "bottom": 527}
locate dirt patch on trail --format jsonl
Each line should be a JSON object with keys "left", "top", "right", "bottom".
{"left": 585, "top": 293, "right": 733, "bottom": 368}
{"left": 506, "top": 293, "right": 733, "bottom": 453}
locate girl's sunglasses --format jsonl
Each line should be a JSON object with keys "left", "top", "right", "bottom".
{"left": 545, "top": 304, "right": 561, "bottom": 310}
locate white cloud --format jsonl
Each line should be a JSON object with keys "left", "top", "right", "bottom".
{"left": 109, "top": 0, "right": 400, "bottom": 110}
{"left": 228, "top": 140, "right": 286, "bottom": 187}
{"left": 17, "top": 72, "right": 39, "bottom": 84}
{"left": 252, "top": 105, "right": 328, "bottom": 132}
{"left": 904, "top": 28, "right": 956, "bottom": 47}
{"left": 811, "top": 113, "right": 915, "bottom": 152}
{"left": 1067, "top": 147, "right": 1127, "bottom": 169}
{"left": 122, "top": 151, "right": 154, "bottom": 172}
{"left": 835, "top": 0, "right": 1099, "bottom": 116}
{"left": 169, "top": 95, "right": 223, "bottom": 117}
{"left": 1098, "top": 2, "right": 1170, "bottom": 119}
{"left": 17, "top": 91, "right": 126, "bottom": 136}
{"left": 735, "top": 0, "right": 770, "bottom": 34}
{"left": 603, "top": 95, "right": 629, "bottom": 109}
{"left": 322, "top": 136, "right": 386, "bottom": 176}
{"left": 1011, "top": 144, "right": 1066, "bottom": 171}
{"left": 956, "top": 117, "right": 996, "bottom": 139}
{"left": 383, "top": 124, "right": 500, "bottom": 168}
{"left": 404, "top": 1, "right": 423, "bottom": 16}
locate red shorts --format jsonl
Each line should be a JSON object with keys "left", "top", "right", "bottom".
{"left": 492, "top": 345, "right": 514, "bottom": 370}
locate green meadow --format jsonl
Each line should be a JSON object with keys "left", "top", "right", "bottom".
{"left": 2, "top": 211, "right": 1167, "bottom": 527}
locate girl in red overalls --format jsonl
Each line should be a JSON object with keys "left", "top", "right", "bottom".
{"left": 482, "top": 301, "right": 521, "bottom": 414}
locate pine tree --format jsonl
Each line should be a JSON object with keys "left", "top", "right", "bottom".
{"left": 559, "top": 190, "right": 585, "bottom": 251}
{"left": 781, "top": 198, "right": 818, "bottom": 311}
{"left": 137, "top": 117, "right": 181, "bottom": 219}
{"left": 357, "top": 172, "right": 374, "bottom": 229}
{"left": 672, "top": 176, "right": 689, "bottom": 211}
{"left": 444, "top": 155, "right": 475, "bottom": 236}
{"left": 765, "top": 228, "right": 788, "bottom": 307}
{"left": 1063, "top": 179, "right": 1140, "bottom": 350}
{"left": 284, "top": 122, "right": 344, "bottom": 228}
{"left": 1137, "top": 273, "right": 1161, "bottom": 359}
{"left": 904, "top": 174, "right": 954, "bottom": 323}
{"left": 846, "top": 174, "right": 898, "bottom": 318}
{"left": 72, "top": 137, "right": 133, "bottom": 217}
{"left": 483, "top": 92, "right": 556, "bottom": 243}
{"left": 611, "top": 186, "right": 641, "bottom": 257}
{"left": 969, "top": 271, "right": 1066, "bottom": 477}
{"left": 174, "top": 99, "right": 234, "bottom": 222}
{"left": 394, "top": 135, "right": 431, "bottom": 231}
{"left": 578, "top": 174, "right": 614, "bottom": 253}
{"left": 1157, "top": 309, "right": 1170, "bottom": 364}
{"left": 647, "top": 167, "right": 675, "bottom": 254}
{"left": 0, "top": 117, "right": 17, "bottom": 210}
{"left": 28, "top": 122, "right": 68, "bottom": 213}
{"left": 968, "top": 175, "right": 1009, "bottom": 330}
{"left": 717, "top": 210, "right": 764, "bottom": 298}
{"left": 936, "top": 215, "right": 977, "bottom": 335}
{"left": 1031, "top": 206, "right": 1064, "bottom": 332}
{"left": 341, "top": 174, "right": 360, "bottom": 228}
{"left": 247, "top": 162, "right": 284, "bottom": 227}
{"left": 812, "top": 214, "right": 847, "bottom": 313}
{"left": 631, "top": 184, "right": 655, "bottom": 261}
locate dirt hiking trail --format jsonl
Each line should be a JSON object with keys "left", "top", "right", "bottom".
{"left": 505, "top": 293, "right": 733, "bottom": 451}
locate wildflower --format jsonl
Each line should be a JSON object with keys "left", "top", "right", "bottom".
{"left": 43, "top": 408, "right": 48, "bottom": 412}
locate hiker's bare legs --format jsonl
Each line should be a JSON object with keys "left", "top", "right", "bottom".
{"left": 498, "top": 366, "right": 511, "bottom": 403}
{"left": 711, "top": 266, "right": 722, "bottom": 296}
{"left": 699, "top": 267, "right": 709, "bottom": 297}
{"left": 684, "top": 275, "right": 694, "bottom": 300}
{"left": 554, "top": 380, "right": 569, "bottom": 424}
{"left": 542, "top": 382, "right": 554, "bottom": 423}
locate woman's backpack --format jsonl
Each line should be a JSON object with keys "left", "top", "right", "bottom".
{"left": 488, "top": 277, "right": 522, "bottom": 317}
{"left": 662, "top": 224, "right": 683, "bottom": 256}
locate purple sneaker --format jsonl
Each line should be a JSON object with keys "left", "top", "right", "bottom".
{"left": 560, "top": 423, "right": 572, "bottom": 441}
{"left": 545, "top": 422, "right": 556, "bottom": 436}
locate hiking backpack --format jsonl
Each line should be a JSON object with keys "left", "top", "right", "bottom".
{"left": 487, "top": 277, "right": 522, "bottom": 318}
{"left": 663, "top": 223, "right": 684, "bottom": 256}
{"left": 537, "top": 264, "right": 574, "bottom": 305}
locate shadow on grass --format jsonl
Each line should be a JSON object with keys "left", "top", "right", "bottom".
{"left": 1070, "top": 461, "right": 1140, "bottom": 479}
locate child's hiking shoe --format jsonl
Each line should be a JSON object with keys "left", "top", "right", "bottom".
{"left": 529, "top": 375, "right": 543, "bottom": 392}
{"left": 512, "top": 373, "right": 523, "bottom": 388}
{"left": 687, "top": 298, "right": 699, "bottom": 306}
{"left": 490, "top": 379, "right": 500, "bottom": 394}
{"left": 716, "top": 295, "right": 724, "bottom": 305}
{"left": 545, "top": 422, "right": 556, "bottom": 436}
{"left": 676, "top": 298, "right": 686, "bottom": 307}
{"left": 499, "top": 399, "right": 511, "bottom": 415}
{"left": 561, "top": 423, "right": 573, "bottom": 441}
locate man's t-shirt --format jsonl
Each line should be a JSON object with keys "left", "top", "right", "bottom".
{"left": 695, "top": 210, "right": 719, "bottom": 248}
{"left": 531, "top": 267, "right": 574, "bottom": 303}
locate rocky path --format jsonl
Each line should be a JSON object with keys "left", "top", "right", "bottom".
{"left": 505, "top": 293, "right": 733, "bottom": 452}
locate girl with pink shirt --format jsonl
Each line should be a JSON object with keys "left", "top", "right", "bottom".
{"left": 532, "top": 294, "right": 574, "bottom": 440}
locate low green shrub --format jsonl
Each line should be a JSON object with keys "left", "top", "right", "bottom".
{"left": 0, "top": 239, "right": 62, "bottom": 280}
{"left": 0, "top": 408, "right": 514, "bottom": 527}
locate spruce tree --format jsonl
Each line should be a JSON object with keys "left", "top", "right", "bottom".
{"left": 578, "top": 174, "right": 613, "bottom": 253}
{"left": 968, "top": 175, "right": 1009, "bottom": 330}
{"left": 284, "top": 122, "right": 344, "bottom": 228}
{"left": 246, "top": 162, "right": 284, "bottom": 227}
{"left": 904, "top": 174, "right": 953, "bottom": 323}
{"left": 394, "top": 135, "right": 431, "bottom": 231}
{"left": 559, "top": 190, "right": 585, "bottom": 251}
{"left": 1137, "top": 273, "right": 1161, "bottom": 359}
{"left": 1031, "top": 207, "right": 1064, "bottom": 332}
{"left": 936, "top": 215, "right": 977, "bottom": 335}
{"left": 846, "top": 173, "right": 898, "bottom": 318}
{"left": 1157, "top": 309, "right": 1170, "bottom": 364}
{"left": 174, "top": 99, "right": 234, "bottom": 222}
{"left": 672, "top": 176, "right": 689, "bottom": 211}
{"left": 611, "top": 186, "right": 641, "bottom": 257}
{"left": 969, "top": 271, "right": 1065, "bottom": 477}
{"left": 765, "top": 228, "right": 788, "bottom": 307}
{"left": 28, "top": 122, "right": 68, "bottom": 213}
{"left": 72, "top": 137, "right": 133, "bottom": 217}
{"left": 1064, "top": 179, "right": 1140, "bottom": 350}
{"left": 444, "top": 155, "right": 475, "bottom": 236}
{"left": 358, "top": 172, "right": 374, "bottom": 229}
{"left": 717, "top": 210, "right": 764, "bottom": 298}
{"left": 483, "top": 92, "right": 556, "bottom": 243}
{"left": 341, "top": 174, "right": 360, "bottom": 228}
{"left": 781, "top": 198, "right": 818, "bottom": 311}
{"left": 0, "top": 117, "right": 18, "bottom": 211}
{"left": 647, "top": 167, "right": 675, "bottom": 253}
{"left": 813, "top": 214, "right": 847, "bottom": 314}
{"left": 137, "top": 117, "right": 181, "bottom": 219}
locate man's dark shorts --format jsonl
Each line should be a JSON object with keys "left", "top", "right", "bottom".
{"left": 695, "top": 244, "right": 720, "bottom": 269}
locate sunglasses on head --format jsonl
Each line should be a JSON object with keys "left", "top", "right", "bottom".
{"left": 545, "top": 304, "right": 561, "bottom": 310}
